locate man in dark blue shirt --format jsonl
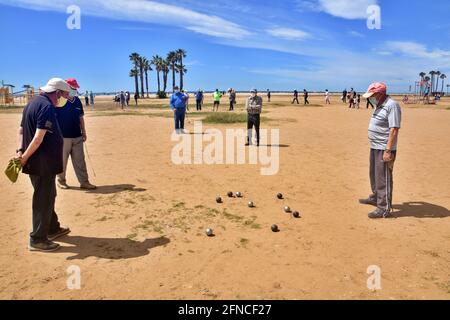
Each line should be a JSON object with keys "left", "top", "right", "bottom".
{"left": 55, "top": 78, "right": 96, "bottom": 190}
{"left": 170, "top": 86, "right": 187, "bottom": 133}
{"left": 195, "top": 90, "right": 203, "bottom": 111}
{"left": 16, "top": 78, "right": 72, "bottom": 252}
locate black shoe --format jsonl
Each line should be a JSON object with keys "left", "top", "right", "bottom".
{"left": 359, "top": 198, "right": 377, "bottom": 207}
{"left": 48, "top": 227, "right": 71, "bottom": 241}
{"left": 29, "top": 240, "right": 60, "bottom": 252}
{"left": 368, "top": 209, "right": 392, "bottom": 219}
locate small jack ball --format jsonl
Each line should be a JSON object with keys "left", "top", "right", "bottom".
{"left": 227, "top": 192, "right": 233, "bottom": 198}
{"left": 271, "top": 225, "right": 279, "bottom": 232}
{"left": 206, "top": 228, "right": 214, "bottom": 237}
{"left": 248, "top": 201, "right": 254, "bottom": 208}
{"left": 216, "top": 197, "right": 223, "bottom": 203}
{"left": 236, "top": 192, "right": 242, "bottom": 198}
{"left": 277, "top": 193, "right": 283, "bottom": 199}
{"left": 284, "top": 206, "right": 291, "bottom": 213}
{"left": 293, "top": 211, "right": 300, "bottom": 218}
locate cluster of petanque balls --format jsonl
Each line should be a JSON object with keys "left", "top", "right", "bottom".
{"left": 206, "top": 192, "right": 301, "bottom": 237}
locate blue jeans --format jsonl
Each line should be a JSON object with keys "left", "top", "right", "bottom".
{"left": 174, "top": 108, "right": 186, "bottom": 130}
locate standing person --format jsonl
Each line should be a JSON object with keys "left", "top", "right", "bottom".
{"left": 84, "top": 91, "right": 89, "bottom": 107}
{"left": 267, "top": 89, "right": 271, "bottom": 102}
{"left": 348, "top": 92, "right": 355, "bottom": 108}
{"left": 325, "top": 89, "right": 331, "bottom": 104}
{"left": 356, "top": 94, "right": 361, "bottom": 109}
{"left": 16, "top": 78, "right": 72, "bottom": 252}
{"left": 195, "top": 89, "right": 203, "bottom": 111}
{"left": 134, "top": 92, "right": 139, "bottom": 106}
{"left": 342, "top": 89, "right": 348, "bottom": 103}
{"left": 303, "top": 89, "right": 310, "bottom": 105}
{"left": 89, "top": 91, "right": 95, "bottom": 106}
{"left": 229, "top": 88, "right": 236, "bottom": 111}
{"left": 126, "top": 91, "right": 131, "bottom": 106}
{"left": 292, "top": 90, "right": 299, "bottom": 104}
{"left": 170, "top": 86, "right": 187, "bottom": 134}
{"left": 359, "top": 82, "right": 402, "bottom": 219}
{"left": 213, "top": 89, "right": 222, "bottom": 112}
{"left": 56, "top": 78, "right": 96, "bottom": 190}
{"left": 120, "top": 91, "right": 126, "bottom": 110}
{"left": 245, "top": 89, "right": 263, "bottom": 147}
{"left": 183, "top": 90, "right": 190, "bottom": 111}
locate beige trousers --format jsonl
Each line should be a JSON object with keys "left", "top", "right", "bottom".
{"left": 57, "top": 137, "right": 89, "bottom": 185}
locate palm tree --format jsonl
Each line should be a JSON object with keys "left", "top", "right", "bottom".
{"left": 167, "top": 51, "right": 178, "bottom": 92}
{"left": 129, "top": 53, "right": 141, "bottom": 98}
{"left": 429, "top": 71, "right": 436, "bottom": 94}
{"left": 138, "top": 56, "right": 146, "bottom": 98}
{"left": 440, "top": 74, "right": 447, "bottom": 94}
{"left": 435, "top": 71, "right": 441, "bottom": 93}
{"left": 176, "top": 63, "right": 187, "bottom": 89}
{"left": 142, "top": 58, "right": 152, "bottom": 98}
{"left": 162, "top": 59, "right": 169, "bottom": 93}
{"left": 176, "top": 49, "right": 187, "bottom": 90}
{"left": 151, "top": 55, "right": 163, "bottom": 93}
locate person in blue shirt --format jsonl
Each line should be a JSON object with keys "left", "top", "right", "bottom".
{"left": 170, "top": 86, "right": 187, "bottom": 133}
{"left": 195, "top": 90, "right": 204, "bottom": 111}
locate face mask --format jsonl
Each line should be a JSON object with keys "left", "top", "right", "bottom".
{"left": 56, "top": 92, "right": 68, "bottom": 107}
{"left": 69, "top": 89, "right": 78, "bottom": 97}
{"left": 368, "top": 97, "right": 378, "bottom": 106}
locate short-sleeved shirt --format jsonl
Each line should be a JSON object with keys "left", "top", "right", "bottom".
{"left": 55, "top": 96, "right": 84, "bottom": 138}
{"left": 20, "top": 95, "right": 64, "bottom": 176}
{"left": 170, "top": 92, "right": 187, "bottom": 109}
{"left": 213, "top": 92, "right": 222, "bottom": 102}
{"left": 368, "top": 97, "right": 402, "bottom": 150}
{"left": 195, "top": 91, "right": 203, "bottom": 101}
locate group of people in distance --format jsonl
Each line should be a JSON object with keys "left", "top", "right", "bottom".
{"left": 114, "top": 91, "right": 138, "bottom": 109}
{"left": 292, "top": 89, "right": 310, "bottom": 105}
{"left": 342, "top": 88, "right": 374, "bottom": 109}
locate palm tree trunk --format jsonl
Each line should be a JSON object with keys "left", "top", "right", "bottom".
{"left": 145, "top": 71, "right": 149, "bottom": 98}
{"left": 180, "top": 56, "right": 184, "bottom": 90}
{"left": 163, "top": 71, "right": 168, "bottom": 92}
{"left": 140, "top": 66, "right": 145, "bottom": 98}
{"left": 134, "top": 67, "right": 139, "bottom": 98}
{"left": 157, "top": 71, "right": 161, "bottom": 93}
{"left": 172, "top": 63, "right": 176, "bottom": 92}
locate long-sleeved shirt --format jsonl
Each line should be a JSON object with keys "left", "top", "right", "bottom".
{"left": 170, "top": 92, "right": 187, "bottom": 110}
{"left": 246, "top": 96, "right": 263, "bottom": 114}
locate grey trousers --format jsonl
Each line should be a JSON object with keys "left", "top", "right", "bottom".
{"left": 369, "top": 149, "right": 396, "bottom": 212}
{"left": 57, "top": 137, "right": 89, "bottom": 185}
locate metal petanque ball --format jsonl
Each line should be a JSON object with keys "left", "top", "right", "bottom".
{"left": 248, "top": 201, "right": 255, "bottom": 208}
{"left": 227, "top": 191, "right": 234, "bottom": 198}
{"left": 271, "top": 224, "right": 279, "bottom": 232}
{"left": 206, "top": 228, "right": 214, "bottom": 237}
{"left": 236, "top": 192, "right": 242, "bottom": 198}
{"left": 277, "top": 193, "right": 283, "bottom": 200}
{"left": 216, "top": 197, "right": 223, "bottom": 204}
{"left": 284, "top": 206, "right": 291, "bottom": 213}
{"left": 293, "top": 211, "right": 300, "bottom": 218}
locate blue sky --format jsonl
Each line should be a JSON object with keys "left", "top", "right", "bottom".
{"left": 0, "top": 0, "right": 449, "bottom": 93}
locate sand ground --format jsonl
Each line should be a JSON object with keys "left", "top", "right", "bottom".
{"left": 0, "top": 94, "right": 449, "bottom": 300}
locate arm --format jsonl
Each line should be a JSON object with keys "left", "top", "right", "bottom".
{"left": 16, "top": 126, "right": 24, "bottom": 158}
{"left": 384, "top": 128, "right": 399, "bottom": 162}
{"left": 80, "top": 116, "right": 87, "bottom": 142}
{"left": 20, "top": 129, "right": 47, "bottom": 166}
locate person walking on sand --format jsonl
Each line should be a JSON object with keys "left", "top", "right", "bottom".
{"left": 120, "top": 91, "right": 126, "bottom": 110}
{"left": 170, "top": 86, "right": 187, "bottom": 134}
{"left": 325, "top": 89, "right": 331, "bottom": 104}
{"left": 245, "top": 88, "right": 263, "bottom": 147}
{"left": 342, "top": 89, "right": 347, "bottom": 103}
{"left": 84, "top": 90, "right": 89, "bottom": 107}
{"left": 16, "top": 78, "right": 72, "bottom": 252}
{"left": 292, "top": 90, "right": 299, "bottom": 104}
{"left": 356, "top": 94, "right": 361, "bottom": 109}
{"left": 134, "top": 92, "right": 139, "bottom": 106}
{"left": 359, "top": 82, "right": 402, "bottom": 219}
{"left": 195, "top": 89, "right": 203, "bottom": 111}
{"left": 304, "top": 89, "right": 310, "bottom": 105}
{"left": 55, "top": 78, "right": 96, "bottom": 191}
{"left": 267, "top": 89, "right": 271, "bottom": 102}
{"left": 213, "top": 89, "right": 222, "bottom": 112}
{"left": 89, "top": 91, "right": 95, "bottom": 106}
{"left": 229, "top": 88, "right": 236, "bottom": 111}
{"left": 126, "top": 91, "right": 131, "bottom": 106}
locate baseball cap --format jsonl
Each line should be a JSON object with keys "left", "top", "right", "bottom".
{"left": 363, "top": 82, "right": 387, "bottom": 99}
{"left": 65, "top": 78, "right": 80, "bottom": 90}
{"left": 40, "top": 78, "right": 72, "bottom": 93}
{"left": 250, "top": 88, "right": 257, "bottom": 93}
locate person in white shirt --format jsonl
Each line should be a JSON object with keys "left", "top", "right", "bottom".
{"left": 325, "top": 90, "right": 331, "bottom": 104}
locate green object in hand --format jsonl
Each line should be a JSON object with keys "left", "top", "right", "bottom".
{"left": 5, "top": 158, "right": 22, "bottom": 183}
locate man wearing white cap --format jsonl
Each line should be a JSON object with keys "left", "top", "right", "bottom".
{"left": 359, "top": 82, "right": 402, "bottom": 219}
{"left": 16, "top": 78, "right": 72, "bottom": 252}
{"left": 245, "top": 88, "right": 263, "bottom": 146}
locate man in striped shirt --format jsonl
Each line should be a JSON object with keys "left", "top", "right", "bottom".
{"left": 359, "top": 82, "right": 402, "bottom": 219}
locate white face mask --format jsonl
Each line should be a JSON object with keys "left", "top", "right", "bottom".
{"left": 69, "top": 89, "right": 78, "bottom": 97}
{"left": 369, "top": 97, "right": 378, "bottom": 106}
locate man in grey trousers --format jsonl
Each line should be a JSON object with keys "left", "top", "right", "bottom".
{"left": 359, "top": 82, "right": 401, "bottom": 219}
{"left": 55, "top": 78, "right": 96, "bottom": 190}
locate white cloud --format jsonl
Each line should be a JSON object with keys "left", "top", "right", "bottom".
{"left": 0, "top": 0, "right": 251, "bottom": 40}
{"left": 296, "top": 0, "right": 378, "bottom": 20}
{"left": 266, "top": 27, "right": 311, "bottom": 41}
{"left": 385, "top": 41, "right": 450, "bottom": 60}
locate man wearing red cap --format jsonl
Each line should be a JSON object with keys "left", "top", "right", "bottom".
{"left": 55, "top": 78, "right": 96, "bottom": 190}
{"left": 359, "top": 82, "right": 402, "bottom": 219}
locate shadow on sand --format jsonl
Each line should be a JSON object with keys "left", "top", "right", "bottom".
{"left": 57, "top": 235, "right": 170, "bottom": 260}
{"left": 393, "top": 201, "right": 450, "bottom": 219}
{"left": 74, "top": 184, "right": 147, "bottom": 195}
